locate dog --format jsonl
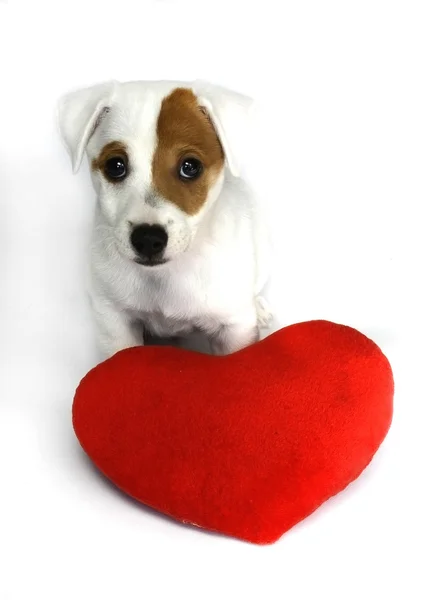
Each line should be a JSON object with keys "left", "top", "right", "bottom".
{"left": 58, "top": 79, "right": 272, "bottom": 359}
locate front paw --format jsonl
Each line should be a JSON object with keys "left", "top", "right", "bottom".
{"left": 255, "top": 296, "right": 273, "bottom": 329}
{"left": 98, "top": 336, "right": 143, "bottom": 360}
{"left": 209, "top": 323, "right": 259, "bottom": 356}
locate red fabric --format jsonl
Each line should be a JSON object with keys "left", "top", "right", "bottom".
{"left": 72, "top": 320, "right": 393, "bottom": 544}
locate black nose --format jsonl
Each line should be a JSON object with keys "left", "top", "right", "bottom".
{"left": 130, "top": 225, "right": 168, "bottom": 259}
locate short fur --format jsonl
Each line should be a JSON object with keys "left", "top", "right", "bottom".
{"left": 153, "top": 88, "right": 225, "bottom": 215}
{"left": 58, "top": 79, "right": 272, "bottom": 359}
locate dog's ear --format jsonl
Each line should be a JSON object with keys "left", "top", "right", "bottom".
{"left": 57, "top": 81, "right": 118, "bottom": 174}
{"left": 193, "top": 80, "right": 253, "bottom": 178}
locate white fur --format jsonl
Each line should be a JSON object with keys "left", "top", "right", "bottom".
{"left": 58, "top": 79, "right": 272, "bottom": 359}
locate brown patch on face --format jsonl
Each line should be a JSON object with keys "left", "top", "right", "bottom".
{"left": 152, "top": 88, "right": 224, "bottom": 215}
{"left": 91, "top": 141, "right": 128, "bottom": 182}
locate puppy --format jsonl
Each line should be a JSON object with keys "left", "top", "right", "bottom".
{"left": 58, "top": 80, "right": 271, "bottom": 359}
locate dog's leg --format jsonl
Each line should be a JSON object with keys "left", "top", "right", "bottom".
{"left": 209, "top": 317, "right": 259, "bottom": 356}
{"left": 255, "top": 295, "right": 273, "bottom": 329}
{"left": 91, "top": 297, "right": 143, "bottom": 359}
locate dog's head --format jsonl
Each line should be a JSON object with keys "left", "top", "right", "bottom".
{"left": 58, "top": 80, "right": 252, "bottom": 266}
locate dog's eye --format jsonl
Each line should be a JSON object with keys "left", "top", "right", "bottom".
{"left": 179, "top": 158, "right": 202, "bottom": 181}
{"left": 104, "top": 156, "right": 127, "bottom": 180}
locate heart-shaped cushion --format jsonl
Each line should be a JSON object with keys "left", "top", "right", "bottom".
{"left": 73, "top": 320, "right": 393, "bottom": 544}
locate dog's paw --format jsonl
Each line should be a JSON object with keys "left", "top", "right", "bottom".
{"left": 255, "top": 296, "right": 273, "bottom": 329}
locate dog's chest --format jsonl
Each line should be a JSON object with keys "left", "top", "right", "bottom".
{"left": 127, "top": 264, "right": 245, "bottom": 337}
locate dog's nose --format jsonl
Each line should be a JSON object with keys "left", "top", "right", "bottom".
{"left": 130, "top": 225, "right": 168, "bottom": 259}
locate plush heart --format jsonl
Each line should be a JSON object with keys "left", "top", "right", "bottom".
{"left": 73, "top": 320, "right": 393, "bottom": 544}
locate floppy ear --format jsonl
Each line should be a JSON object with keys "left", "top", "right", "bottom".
{"left": 193, "top": 80, "right": 253, "bottom": 178}
{"left": 57, "top": 81, "right": 118, "bottom": 173}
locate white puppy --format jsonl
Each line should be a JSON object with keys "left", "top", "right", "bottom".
{"left": 58, "top": 79, "right": 271, "bottom": 359}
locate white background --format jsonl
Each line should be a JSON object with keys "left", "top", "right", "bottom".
{"left": 1, "top": 1, "right": 445, "bottom": 598}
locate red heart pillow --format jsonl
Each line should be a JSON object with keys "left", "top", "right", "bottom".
{"left": 73, "top": 320, "right": 393, "bottom": 544}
